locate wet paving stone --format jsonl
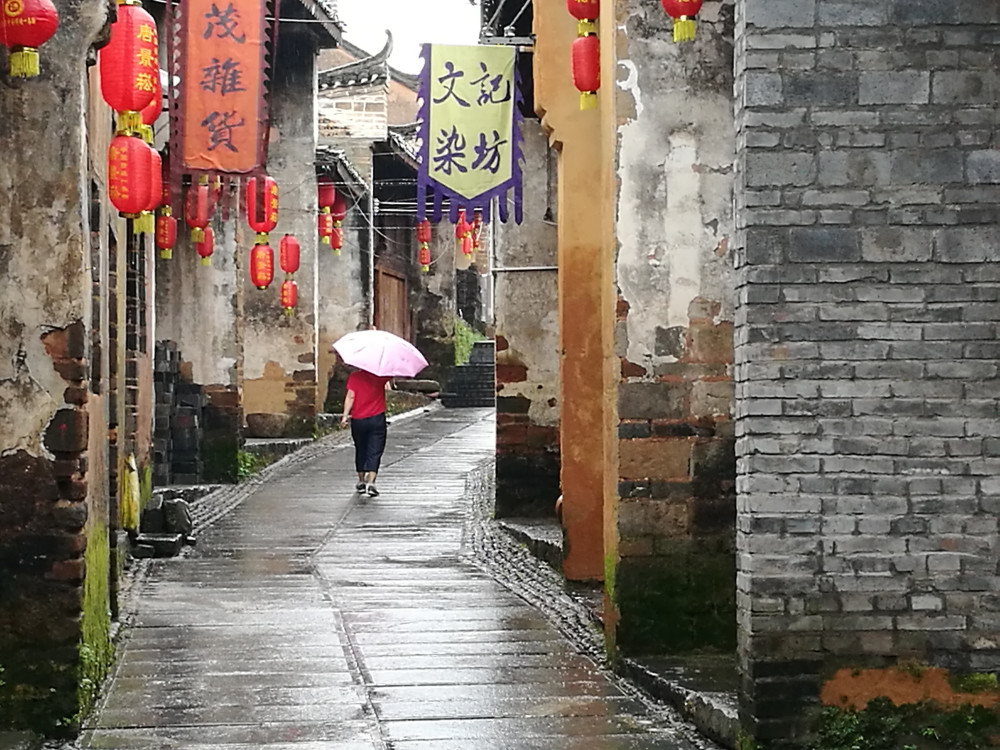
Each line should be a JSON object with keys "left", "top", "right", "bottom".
{"left": 82, "top": 408, "right": 718, "bottom": 750}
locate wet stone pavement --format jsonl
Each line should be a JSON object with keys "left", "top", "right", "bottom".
{"left": 81, "top": 407, "right": 719, "bottom": 750}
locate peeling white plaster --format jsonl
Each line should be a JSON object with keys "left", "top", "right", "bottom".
{"left": 665, "top": 133, "right": 703, "bottom": 329}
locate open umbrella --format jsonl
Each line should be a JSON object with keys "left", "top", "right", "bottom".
{"left": 332, "top": 329, "right": 428, "bottom": 378}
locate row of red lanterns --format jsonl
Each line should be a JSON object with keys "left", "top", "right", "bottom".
{"left": 414, "top": 209, "right": 484, "bottom": 274}
{"left": 318, "top": 178, "right": 347, "bottom": 255}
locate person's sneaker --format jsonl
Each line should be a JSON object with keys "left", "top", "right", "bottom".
{"left": 366, "top": 484, "right": 379, "bottom": 498}
{"left": 355, "top": 482, "right": 367, "bottom": 493}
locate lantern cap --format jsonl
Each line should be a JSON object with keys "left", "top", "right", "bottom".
{"left": 160, "top": 248, "right": 173, "bottom": 260}
{"left": 577, "top": 20, "right": 597, "bottom": 36}
{"left": 579, "top": 92, "right": 598, "bottom": 110}
{"left": 255, "top": 232, "right": 270, "bottom": 244}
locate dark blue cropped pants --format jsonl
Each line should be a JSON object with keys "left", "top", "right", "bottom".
{"left": 351, "top": 412, "right": 387, "bottom": 473}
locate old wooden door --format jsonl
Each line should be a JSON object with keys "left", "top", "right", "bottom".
{"left": 374, "top": 267, "right": 409, "bottom": 339}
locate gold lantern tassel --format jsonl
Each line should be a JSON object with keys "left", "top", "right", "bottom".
{"left": 200, "top": 256, "right": 211, "bottom": 267}
{"left": 190, "top": 228, "right": 205, "bottom": 243}
{"left": 159, "top": 247, "right": 173, "bottom": 260}
{"left": 673, "top": 17, "right": 697, "bottom": 43}
{"left": 579, "top": 92, "right": 598, "bottom": 110}
{"left": 9, "top": 48, "right": 40, "bottom": 78}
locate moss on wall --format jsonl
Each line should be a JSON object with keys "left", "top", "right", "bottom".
{"left": 202, "top": 437, "right": 240, "bottom": 483}
{"left": 78, "top": 523, "right": 112, "bottom": 726}
{"left": 616, "top": 537, "right": 736, "bottom": 654}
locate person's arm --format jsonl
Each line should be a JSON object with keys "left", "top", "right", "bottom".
{"left": 340, "top": 389, "right": 355, "bottom": 428}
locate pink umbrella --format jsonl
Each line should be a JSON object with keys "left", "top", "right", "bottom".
{"left": 332, "top": 329, "right": 428, "bottom": 378}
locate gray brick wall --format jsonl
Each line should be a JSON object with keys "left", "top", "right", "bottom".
{"left": 734, "top": 0, "right": 1000, "bottom": 744}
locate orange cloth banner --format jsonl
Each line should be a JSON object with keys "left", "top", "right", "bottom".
{"left": 179, "top": 0, "right": 266, "bottom": 173}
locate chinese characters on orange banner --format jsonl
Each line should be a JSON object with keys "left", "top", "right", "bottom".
{"left": 179, "top": 0, "right": 266, "bottom": 173}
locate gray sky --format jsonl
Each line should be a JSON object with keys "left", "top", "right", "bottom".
{"left": 336, "top": 0, "right": 482, "bottom": 74}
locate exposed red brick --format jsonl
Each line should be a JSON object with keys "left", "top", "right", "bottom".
{"left": 53, "top": 359, "right": 87, "bottom": 382}
{"left": 616, "top": 298, "right": 630, "bottom": 320}
{"left": 621, "top": 358, "right": 647, "bottom": 378}
{"left": 47, "top": 558, "right": 85, "bottom": 583}
{"left": 686, "top": 321, "right": 734, "bottom": 364}
{"left": 495, "top": 335, "right": 509, "bottom": 352}
{"left": 496, "top": 363, "right": 528, "bottom": 383}
{"left": 64, "top": 386, "right": 89, "bottom": 405}
{"left": 687, "top": 296, "right": 722, "bottom": 322}
{"left": 525, "top": 424, "right": 559, "bottom": 449}
{"left": 57, "top": 477, "right": 88, "bottom": 501}
{"left": 44, "top": 409, "right": 88, "bottom": 453}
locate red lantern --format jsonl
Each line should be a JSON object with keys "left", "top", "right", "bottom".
{"left": 185, "top": 178, "right": 210, "bottom": 243}
{"left": 108, "top": 134, "right": 152, "bottom": 216}
{"left": 156, "top": 209, "right": 177, "bottom": 260}
{"left": 331, "top": 225, "right": 344, "bottom": 255}
{"left": 418, "top": 244, "right": 432, "bottom": 273}
{"left": 0, "top": 0, "right": 58, "bottom": 78}
{"left": 246, "top": 175, "right": 278, "bottom": 241}
{"left": 280, "top": 279, "right": 297, "bottom": 315}
{"left": 472, "top": 209, "right": 483, "bottom": 249}
{"left": 416, "top": 219, "right": 432, "bottom": 273}
{"left": 572, "top": 35, "right": 600, "bottom": 111}
{"left": 454, "top": 209, "right": 468, "bottom": 240}
{"left": 417, "top": 219, "right": 432, "bottom": 245}
{"left": 461, "top": 234, "right": 473, "bottom": 257}
{"left": 318, "top": 210, "right": 333, "bottom": 245}
{"left": 196, "top": 227, "right": 214, "bottom": 266}
{"left": 133, "top": 146, "right": 161, "bottom": 235}
{"left": 318, "top": 179, "right": 336, "bottom": 211}
{"left": 139, "top": 67, "right": 162, "bottom": 129}
{"left": 250, "top": 243, "right": 274, "bottom": 290}
{"left": 99, "top": 1, "right": 158, "bottom": 133}
{"left": 279, "top": 234, "right": 300, "bottom": 276}
{"left": 331, "top": 192, "right": 347, "bottom": 225}
{"left": 660, "top": 0, "right": 703, "bottom": 42}
{"left": 566, "top": 0, "right": 598, "bottom": 34}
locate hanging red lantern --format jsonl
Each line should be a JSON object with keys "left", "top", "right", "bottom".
{"left": 99, "top": 1, "right": 158, "bottom": 133}
{"left": 139, "top": 66, "right": 162, "bottom": 130}
{"left": 566, "top": 0, "right": 598, "bottom": 33}
{"left": 279, "top": 234, "right": 300, "bottom": 276}
{"left": 156, "top": 209, "right": 177, "bottom": 260}
{"left": 472, "top": 209, "right": 484, "bottom": 250}
{"left": 572, "top": 34, "right": 600, "bottom": 111}
{"left": 331, "top": 192, "right": 347, "bottom": 225}
{"left": 184, "top": 177, "right": 210, "bottom": 243}
{"left": 331, "top": 225, "right": 344, "bottom": 255}
{"left": 196, "top": 227, "right": 214, "bottom": 266}
{"left": 133, "top": 146, "right": 161, "bottom": 235}
{"left": 0, "top": 0, "right": 58, "bottom": 78}
{"left": 416, "top": 219, "right": 432, "bottom": 273}
{"left": 660, "top": 0, "right": 703, "bottom": 42}
{"left": 454, "top": 209, "right": 468, "bottom": 240}
{"left": 108, "top": 134, "right": 153, "bottom": 217}
{"left": 280, "top": 279, "right": 297, "bottom": 315}
{"left": 318, "top": 210, "right": 334, "bottom": 246}
{"left": 246, "top": 175, "right": 278, "bottom": 242}
{"left": 318, "top": 179, "right": 336, "bottom": 211}
{"left": 250, "top": 243, "right": 274, "bottom": 290}
{"left": 461, "top": 234, "right": 474, "bottom": 257}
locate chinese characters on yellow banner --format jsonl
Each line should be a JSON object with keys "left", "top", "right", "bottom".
{"left": 418, "top": 44, "right": 523, "bottom": 224}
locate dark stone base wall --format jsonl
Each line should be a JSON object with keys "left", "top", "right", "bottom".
{"left": 495, "top": 419, "right": 560, "bottom": 518}
{"left": 616, "top": 298, "right": 737, "bottom": 654}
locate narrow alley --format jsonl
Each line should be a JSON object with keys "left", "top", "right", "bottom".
{"left": 80, "top": 407, "right": 715, "bottom": 750}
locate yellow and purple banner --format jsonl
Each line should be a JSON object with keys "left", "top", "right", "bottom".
{"left": 418, "top": 44, "right": 523, "bottom": 224}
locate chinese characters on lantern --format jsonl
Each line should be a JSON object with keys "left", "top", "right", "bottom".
{"left": 179, "top": 0, "right": 267, "bottom": 172}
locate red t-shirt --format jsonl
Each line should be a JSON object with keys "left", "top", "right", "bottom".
{"left": 347, "top": 370, "right": 390, "bottom": 419}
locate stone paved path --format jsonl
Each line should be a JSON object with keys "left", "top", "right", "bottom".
{"left": 82, "top": 407, "right": 716, "bottom": 749}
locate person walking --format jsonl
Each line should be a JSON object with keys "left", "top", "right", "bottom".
{"left": 340, "top": 368, "right": 391, "bottom": 497}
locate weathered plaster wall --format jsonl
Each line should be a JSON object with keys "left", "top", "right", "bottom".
{"left": 734, "top": 1, "right": 1000, "bottom": 744}
{"left": 243, "top": 32, "right": 320, "bottom": 431}
{"left": 319, "top": 80, "right": 389, "bottom": 141}
{"left": 613, "top": 0, "right": 737, "bottom": 654}
{"left": 155, "top": 221, "right": 240, "bottom": 388}
{"left": 494, "top": 120, "right": 560, "bottom": 517}
{"left": 413, "top": 223, "right": 458, "bottom": 386}
{"left": 0, "top": 0, "right": 111, "bottom": 732}
{"left": 317, "top": 198, "right": 367, "bottom": 411}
